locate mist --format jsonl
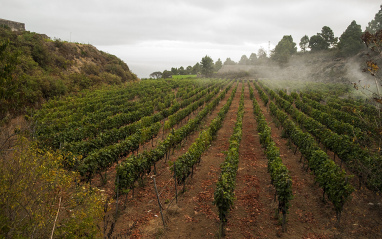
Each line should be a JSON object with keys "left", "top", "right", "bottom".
{"left": 221, "top": 52, "right": 379, "bottom": 99}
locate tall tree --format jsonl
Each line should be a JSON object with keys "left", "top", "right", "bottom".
{"left": 366, "top": 5, "right": 382, "bottom": 34}
{"left": 271, "top": 35, "right": 297, "bottom": 66}
{"left": 309, "top": 34, "right": 329, "bottom": 51}
{"left": 186, "top": 65, "right": 193, "bottom": 75}
{"left": 338, "top": 20, "right": 363, "bottom": 57}
{"left": 171, "top": 67, "right": 178, "bottom": 75}
{"left": 238, "top": 55, "right": 249, "bottom": 65}
{"left": 178, "top": 66, "right": 186, "bottom": 75}
{"left": 257, "top": 47, "right": 268, "bottom": 60}
{"left": 214, "top": 58, "right": 223, "bottom": 72}
{"left": 249, "top": 53, "right": 257, "bottom": 65}
{"left": 200, "top": 55, "right": 214, "bottom": 77}
{"left": 320, "top": 26, "right": 338, "bottom": 48}
{"left": 192, "top": 62, "right": 201, "bottom": 74}
{"left": 162, "top": 70, "right": 172, "bottom": 78}
{"left": 299, "top": 35, "right": 310, "bottom": 52}
{"left": 223, "top": 57, "right": 236, "bottom": 65}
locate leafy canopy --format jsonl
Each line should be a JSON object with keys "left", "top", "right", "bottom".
{"left": 200, "top": 55, "right": 214, "bottom": 77}
{"left": 338, "top": 20, "right": 363, "bottom": 57}
{"left": 271, "top": 35, "right": 297, "bottom": 66}
{"left": 366, "top": 4, "right": 382, "bottom": 34}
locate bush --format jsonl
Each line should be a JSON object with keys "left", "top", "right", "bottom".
{"left": 38, "top": 75, "right": 67, "bottom": 98}
{"left": 0, "top": 137, "right": 105, "bottom": 238}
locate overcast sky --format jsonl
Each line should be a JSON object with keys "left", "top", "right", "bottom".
{"left": 1, "top": 0, "right": 381, "bottom": 78}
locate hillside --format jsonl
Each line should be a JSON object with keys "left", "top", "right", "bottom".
{"left": 0, "top": 26, "right": 138, "bottom": 125}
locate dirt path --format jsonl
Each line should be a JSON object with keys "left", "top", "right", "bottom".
{"left": 224, "top": 83, "right": 275, "bottom": 238}
{"left": 105, "top": 82, "right": 238, "bottom": 238}
{"left": 255, "top": 82, "right": 382, "bottom": 239}
{"left": 160, "top": 82, "right": 243, "bottom": 238}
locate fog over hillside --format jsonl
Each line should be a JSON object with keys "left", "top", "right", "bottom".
{"left": 218, "top": 51, "right": 377, "bottom": 97}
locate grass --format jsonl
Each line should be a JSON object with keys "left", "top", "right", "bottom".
{"left": 172, "top": 75, "right": 197, "bottom": 79}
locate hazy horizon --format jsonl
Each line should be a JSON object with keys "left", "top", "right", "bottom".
{"left": 1, "top": 0, "right": 380, "bottom": 78}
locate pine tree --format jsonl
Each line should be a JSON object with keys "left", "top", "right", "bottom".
{"left": 338, "top": 20, "right": 363, "bottom": 56}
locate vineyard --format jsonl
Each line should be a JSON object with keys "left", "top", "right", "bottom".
{"left": 31, "top": 78, "right": 382, "bottom": 238}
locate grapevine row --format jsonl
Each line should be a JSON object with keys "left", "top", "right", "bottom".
{"left": 256, "top": 81, "right": 354, "bottom": 220}
{"left": 63, "top": 84, "right": 222, "bottom": 157}
{"left": 273, "top": 90, "right": 382, "bottom": 191}
{"left": 213, "top": 86, "right": 244, "bottom": 236}
{"left": 250, "top": 83, "right": 292, "bottom": 231}
{"left": 173, "top": 84, "right": 238, "bottom": 185}
{"left": 76, "top": 82, "right": 231, "bottom": 182}
{"left": 115, "top": 82, "right": 234, "bottom": 192}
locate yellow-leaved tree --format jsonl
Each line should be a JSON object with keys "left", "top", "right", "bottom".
{"left": 0, "top": 136, "right": 106, "bottom": 238}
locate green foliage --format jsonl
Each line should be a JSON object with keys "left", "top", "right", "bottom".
{"left": 252, "top": 83, "right": 293, "bottom": 231}
{"left": 249, "top": 53, "right": 258, "bottom": 65}
{"left": 200, "top": 55, "right": 214, "bottom": 77}
{"left": 162, "top": 70, "right": 172, "bottom": 78}
{"left": 299, "top": 35, "right": 309, "bottom": 52}
{"left": 366, "top": 4, "right": 382, "bottom": 34}
{"left": 337, "top": 20, "right": 364, "bottom": 57}
{"left": 192, "top": 62, "right": 201, "bottom": 74}
{"left": 271, "top": 35, "right": 297, "bottom": 66}
{"left": 0, "top": 39, "right": 19, "bottom": 122}
{"left": 238, "top": 55, "right": 249, "bottom": 65}
{"left": 309, "top": 34, "right": 329, "bottom": 51}
{"left": 257, "top": 47, "right": 268, "bottom": 60}
{"left": 223, "top": 57, "right": 236, "bottom": 65}
{"left": 320, "top": 26, "right": 338, "bottom": 48}
{"left": 214, "top": 58, "right": 223, "bottom": 71}
{"left": 171, "top": 75, "right": 197, "bottom": 79}
{"left": 0, "top": 27, "right": 138, "bottom": 123}
{"left": 116, "top": 80, "right": 232, "bottom": 192}
{"left": 174, "top": 85, "right": 237, "bottom": 184}
{"left": 309, "top": 26, "right": 337, "bottom": 51}
{"left": 0, "top": 137, "right": 105, "bottom": 238}
{"left": 149, "top": 71, "right": 162, "bottom": 79}
{"left": 260, "top": 82, "right": 355, "bottom": 219}
{"left": 214, "top": 86, "right": 244, "bottom": 227}
{"left": 31, "top": 43, "right": 50, "bottom": 68}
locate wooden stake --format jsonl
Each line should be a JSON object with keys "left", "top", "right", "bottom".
{"left": 152, "top": 176, "right": 166, "bottom": 229}
{"left": 174, "top": 163, "right": 178, "bottom": 203}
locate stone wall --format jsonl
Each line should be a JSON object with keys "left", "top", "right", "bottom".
{"left": 0, "top": 18, "right": 25, "bottom": 31}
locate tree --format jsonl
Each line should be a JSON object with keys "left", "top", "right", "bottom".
{"left": 214, "top": 58, "right": 223, "bottom": 72}
{"left": 320, "top": 26, "right": 338, "bottom": 48}
{"left": 309, "top": 34, "right": 328, "bottom": 51}
{"left": 171, "top": 67, "right": 178, "bottom": 75}
{"left": 178, "top": 66, "right": 186, "bottom": 75}
{"left": 0, "top": 138, "right": 105, "bottom": 238}
{"left": 238, "top": 55, "right": 249, "bottom": 65}
{"left": 149, "top": 71, "right": 162, "bottom": 79}
{"left": 192, "top": 62, "right": 201, "bottom": 74}
{"left": 337, "top": 20, "right": 363, "bottom": 57}
{"left": 186, "top": 65, "right": 193, "bottom": 75}
{"left": 299, "top": 35, "right": 310, "bottom": 52}
{"left": 271, "top": 35, "right": 297, "bottom": 66}
{"left": 249, "top": 53, "right": 257, "bottom": 65}
{"left": 366, "top": 5, "right": 382, "bottom": 34}
{"left": 257, "top": 47, "right": 268, "bottom": 60}
{"left": 223, "top": 58, "right": 236, "bottom": 65}
{"left": 309, "top": 26, "right": 338, "bottom": 52}
{"left": 0, "top": 39, "right": 20, "bottom": 122}
{"left": 200, "top": 55, "right": 214, "bottom": 77}
{"left": 162, "top": 70, "right": 172, "bottom": 78}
